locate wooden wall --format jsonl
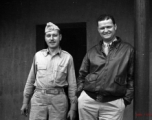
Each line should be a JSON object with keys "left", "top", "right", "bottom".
{"left": 0, "top": 0, "right": 151, "bottom": 120}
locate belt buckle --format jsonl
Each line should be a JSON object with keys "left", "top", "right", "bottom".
{"left": 41, "top": 89, "right": 46, "bottom": 94}
{"left": 45, "top": 89, "right": 59, "bottom": 95}
{"left": 53, "top": 89, "right": 59, "bottom": 95}
{"left": 96, "top": 95, "right": 103, "bottom": 102}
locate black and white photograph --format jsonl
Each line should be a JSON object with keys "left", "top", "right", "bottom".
{"left": 0, "top": 0, "right": 151, "bottom": 120}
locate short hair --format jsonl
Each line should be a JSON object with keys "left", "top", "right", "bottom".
{"left": 58, "top": 29, "right": 61, "bottom": 35}
{"left": 96, "top": 14, "right": 116, "bottom": 25}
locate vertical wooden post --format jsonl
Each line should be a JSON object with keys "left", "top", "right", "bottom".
{"left": 134, "top": 0, "right": 150, "bottom": 120}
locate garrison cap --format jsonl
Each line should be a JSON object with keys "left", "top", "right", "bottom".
{"left": 45, "top": 22, "right": 60, "bottom": 33}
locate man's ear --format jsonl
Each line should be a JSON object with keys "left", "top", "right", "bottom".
{"left": 97, "top": 26, "right": 100, "bottom": 33}
{"left": 59, "top": 34, "right": 62, "bottom": 41}
{"left": 114, "top": 24, "right": 117, "bottom": 30}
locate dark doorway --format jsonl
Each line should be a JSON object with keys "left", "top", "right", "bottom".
{"left": 36, "top": 22, "right": 87, "bottom": 78}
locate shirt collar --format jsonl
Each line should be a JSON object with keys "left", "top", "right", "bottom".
{"left": 43, "top": 48, "right": 62, "bottom": 57}
{"left": 99, "top": 37, "right": 121, "bottom": 51}
{"left": 103, "top": 37, "right": 117, "bottom": 46}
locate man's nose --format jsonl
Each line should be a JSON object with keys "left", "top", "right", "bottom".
{"left": 104, "top": 28, "right": 108, "bottom": 32}
{"left": 50, "top": 35, "right": 54, "bottom": 40}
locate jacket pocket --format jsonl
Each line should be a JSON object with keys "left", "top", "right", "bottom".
{"left": 84, "top": 73, "right": 98, "bottom": 91}
{"left": 85, "top": 73, "right": 98, "bottom": 83}
{"left": 113, "top": 76, "right": 127, "bottom": 96}
{"left": 115, "top": 76, "right": 127, "bottom": 86}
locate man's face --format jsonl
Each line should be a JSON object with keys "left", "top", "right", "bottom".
{"left": 45, "top": 30, "right": 62, "bottom": 49}
{"left": 98, "top": 19, "right": 117, "bottom": 42}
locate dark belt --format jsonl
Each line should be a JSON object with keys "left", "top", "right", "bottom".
{"left": 85, "top": 90, "right": 121, "bottom": 102}
{"left": 35, "top": 88, "right": 64, "bottom": 95}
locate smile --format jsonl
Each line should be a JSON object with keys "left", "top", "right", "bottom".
{"left": 103, "top": 33, "right": 111, "bottom": 36}
{"left": 49, "top": 42, "right": 56, "bottom": 44}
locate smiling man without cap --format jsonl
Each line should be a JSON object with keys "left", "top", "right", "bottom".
{"left": 77, "top": 14, "right": 134, "bottom": 120}
{"left": 21, "top": 22, "right": 77, "bottom": 120}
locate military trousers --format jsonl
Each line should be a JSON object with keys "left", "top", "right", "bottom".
{"left": 29, "top": 90, "right": 68, "bottom": 120}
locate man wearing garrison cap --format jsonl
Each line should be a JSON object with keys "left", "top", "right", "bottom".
{"left": 21, "top": 22, "right": 77, "bottom": 120}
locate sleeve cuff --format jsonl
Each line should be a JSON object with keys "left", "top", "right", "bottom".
{"left": 76, "top": 91, "right": 82, "bottom": 98}
{"left": 123, "top": 98, "right": 130, "bottom": 106}
{"left": 70, "top": 103, "right": 78, "bottom": 111}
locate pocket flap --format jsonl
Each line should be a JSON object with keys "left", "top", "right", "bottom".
{"left": 114, "top": 76, "right": 126, "bottom": 86}
{"left": 37, "top": 65, "right": 47, "bottom": 70}
{"left": 85, "top": 73, "right": 98, "bottom": 82}
{"left": 57, "top": 65, "right": 67, "bottom": 73}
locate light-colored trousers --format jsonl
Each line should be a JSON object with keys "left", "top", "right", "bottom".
{"left": 29, "top": 91, "right": 68, "bottom": 120}
{"left": 78, "top": 91, "right": 125, "bottom": 120}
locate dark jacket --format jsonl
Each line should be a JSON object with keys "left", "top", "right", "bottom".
{"left": 77, "top": 37, "right": 134, "bottom": 105}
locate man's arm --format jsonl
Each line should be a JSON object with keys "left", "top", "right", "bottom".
{"left": 67, "top": 53, "right": 89, "bottom": 120}
{"left": 77, "top": 54, "right": 90, "bottom": 97}
{"left": 66, "top": 55, "right": 77, "bottom": 120}
{"left": 21, "top": 56, "right": 37, "bottom": 116}
{"left": 123, "top": 49, "right": 134, "bottom": 106}
{"left": 67, "top": 55, "right": 77, "bottom": 109}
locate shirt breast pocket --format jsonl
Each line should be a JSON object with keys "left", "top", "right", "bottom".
{"left": 55, "top": 65, "right": 67, "bottom": 82}
{"left": 37, "top": 65, "right": 47, "bottom": 76}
